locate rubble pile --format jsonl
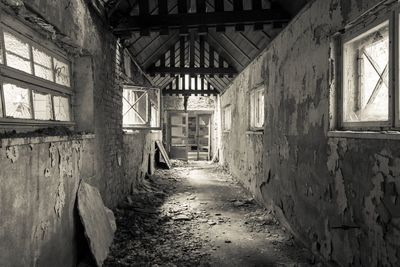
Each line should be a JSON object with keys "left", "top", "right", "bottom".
{"left": 104, "top": 174, "right": 212, "bottom": 267}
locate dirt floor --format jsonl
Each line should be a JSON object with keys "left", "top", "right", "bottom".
{"left": 104, "top": 161, "right": 320, "bottom": 267}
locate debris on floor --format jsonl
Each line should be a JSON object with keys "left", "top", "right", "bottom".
{"left": 104, "top": 162, "right": 319, "bottom": 267}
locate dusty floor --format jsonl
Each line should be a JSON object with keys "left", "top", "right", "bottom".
{"left": 104, "top": 161, "right": 319, "bottom": 267}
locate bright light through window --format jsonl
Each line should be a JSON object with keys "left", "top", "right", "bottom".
{"left": 343, "top": 21, "right": 389, "bottom": 123}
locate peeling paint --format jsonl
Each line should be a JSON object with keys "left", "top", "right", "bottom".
{"left": 5, "top": 146, "right": 19, "bottom": 163}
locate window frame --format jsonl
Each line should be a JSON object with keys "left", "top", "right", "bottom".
{"left": 122, "top": 85, "right": 161, "bottom": 130}
{"left": 249, "top": 85, "right": 265, "bottom": 131}
{"left": 338, "top": 11, "right": 395, "bottom": 131}
{"left": 0, "top": 12, "right": 74, "bottom": 127}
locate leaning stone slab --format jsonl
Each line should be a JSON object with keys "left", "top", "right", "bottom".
{"left": 77, "top": 182, "right": 116, "bottom": 267}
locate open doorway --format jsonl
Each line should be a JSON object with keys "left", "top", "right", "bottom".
{"left": 167, "top": 111, "right": 213, "bottom": 161}
{"left": 188, "top": 113, "right": 211, "bottom": 161}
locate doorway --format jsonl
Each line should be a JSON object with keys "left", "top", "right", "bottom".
{"left": 168, "top": 111, "right": 212, "bottom": 161}
{"left": 188, "top": 113, "right": 211, "bottom": 161}
{"left": 168, "top": 112, "right": 188, "bottom": 160}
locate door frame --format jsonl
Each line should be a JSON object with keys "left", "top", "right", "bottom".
{"left": 188, "top": 110, "right": 213, "bottom": 161}
{"left": 167, "top": 110, "right": 189, "bottom": 160}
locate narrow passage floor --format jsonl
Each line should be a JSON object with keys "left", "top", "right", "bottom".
{"left": 105, "top": 162, "right": 318, "bottom": 267}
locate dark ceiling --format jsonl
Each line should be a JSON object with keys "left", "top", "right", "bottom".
{"left": 100, "top": 0, "right": 310, "bottom": 94}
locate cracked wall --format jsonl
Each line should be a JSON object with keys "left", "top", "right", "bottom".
{"left": 221, "top": 0, "right": 400, "bottom": 266}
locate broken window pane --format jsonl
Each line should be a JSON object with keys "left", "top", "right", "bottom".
{"left": 33, "top": 91, "right": 53, "bottom": 120}
{"left": 123, "top": 89, "right": 148, "bottom": 126}
{"left": 54, "top": 58, "right": 71, "bottom": 87}
{"left": 343, "top": 21, "right": 389, "bottom": 122}
{"left": 33, "top": 47, "right": 54, "bottom": 81}
{"left": 3, "top": 83, "right": 32, "bottom": 119}
{"left": 53, "top": 95, "right": 70, "bottom": 121}
{"left": 3, "top": 31, "right": 32, "bottom": 74}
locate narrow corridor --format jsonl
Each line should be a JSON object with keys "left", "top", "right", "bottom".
{"left": 105, "top": 162, "right": 316, "bottom": 267}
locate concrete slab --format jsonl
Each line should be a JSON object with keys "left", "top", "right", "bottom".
{"left": 77, "top": 182, "right": 116, "bottom": 267}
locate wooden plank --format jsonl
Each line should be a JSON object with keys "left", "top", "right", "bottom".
{"left": 180, "top": 37, "right": 185, "bottom": 67}
{"left": 163, "top": 89, "right": 217, "bottom": 95}
{"left": 252, "top": 0, "right": 262, "bottom": 10}
{"left": 158, "top": 0, "right": 168, "bottom": 15}
{"left": 199, "top": 35, "right": 205, "bottom": 68}
{"left": 147, "top": 66, "right": 237, "bottom": 75}
{"left": 139, "top": 0, "right": 149, "bottom": 15}
{"left": 218, "top": 54, "right": 224, "bottom": 78}
{"left": 197, "top": 0, "right": 206, "bottom": 13}
{"left": 178, "top": 0, "right": 187, "bottom": 13}
{"left": 189, "top": 33, "right": 195, "bottom": 68}
{"left": 160, "top": 53, "right": 166, "bottom": 77}
{"left": 156, "top": 140, "right": 172, "bottom": 169}
{"left": 170, "top": 45, "right": 175, "bottom": 77}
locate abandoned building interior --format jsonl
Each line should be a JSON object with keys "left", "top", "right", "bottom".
{"left": 1, "top": 0, "right": 400, "bottom": 266}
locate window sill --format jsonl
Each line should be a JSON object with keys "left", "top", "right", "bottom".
{"left": 223, "top": 131, "right": 231, "bottom": 134}
{"left": 328, "top": 130, "right": 400, "bottom": 140}
{"left": 0, "top": 134, "right": 95, "bottom": 147}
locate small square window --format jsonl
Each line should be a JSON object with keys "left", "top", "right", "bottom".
{"left": 53, "top": 58, "right": 70, "bottom": 87}
{"left": 53, "top": 95, "right": 70, "bottom": 121}
{"left": 3, "top": 31, "right": 32, "bottom": 74}
{"left": 250, "top": 87, "right": 265, "bottom": 130}
{"left": 33, "top": 91, "right": 53, "bottom": 120}
{"left": 33, "top": 47, "right": 54, "bottom": 82}
{"left": 223, "top": 105, "right": 231, "bottom": 131}
{"left": 3, "top": 82, "right": 32, "bottom": 119}
{"left": 342, "top": 21, "right": 390, "bottom": 124}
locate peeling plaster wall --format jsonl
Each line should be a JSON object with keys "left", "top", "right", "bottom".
{"left": 221, "top": 0, "right": 400, "bottom": 266}
{"left": 0, "top": 1, "right": 155, "bottom": 266}
{"left": 220, "top": 63, "right": 264, "bottom": 195}
{"left": 12, "top": 0, "right": 152, "bottom": 207}
{"left": 0, "top": 136, "right": 94, "bottom": 267}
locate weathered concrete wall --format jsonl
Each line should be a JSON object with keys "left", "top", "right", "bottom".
{"left": 10, "top": 0, "right": 153, "bottom": 207}
{"left": 220, "top": 70, "right": 264, "bottom": 194}
{"left": 221, "top": 0, "right": 400, "bottom": 266}
{"left": 0, "top": 136, "right": 94, "bottom": 267}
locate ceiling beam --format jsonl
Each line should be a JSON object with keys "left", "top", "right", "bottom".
{"left": 163, "top": 89, "right": 218, "bottom": 96}
{"left": 114, "top": 9, "right": 290, "bottom": 33}
{"left": 147, "top": 66, "right": 237, "bottom": 76}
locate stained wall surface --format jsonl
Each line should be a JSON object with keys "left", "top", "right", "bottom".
{"left": 0, "top": 136, "right": 94, "bottom": 267}
{"left": 220, "top": 0, "right": 400, "bottom": 266}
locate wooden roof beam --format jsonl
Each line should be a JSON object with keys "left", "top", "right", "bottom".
{"left": 147, "top": 66, "right": 237, "bottom": 76}
{"left": 114, "top": 8, "right": 291, "bottom": 33}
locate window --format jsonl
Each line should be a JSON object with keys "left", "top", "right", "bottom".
{"left": 122, "top": 86, "right": 160, "bottom": 129}
{"left": 342, "top": 20, "right": 390, "bottom": 126}
{"left": 0, "top": 16, "right": 72, "bottom": 125}
{"left": 223, "top": 105, "right": 231, "bottom": 131}
{"left": 250, "top": 86, "right": 265, "bottom": 130}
